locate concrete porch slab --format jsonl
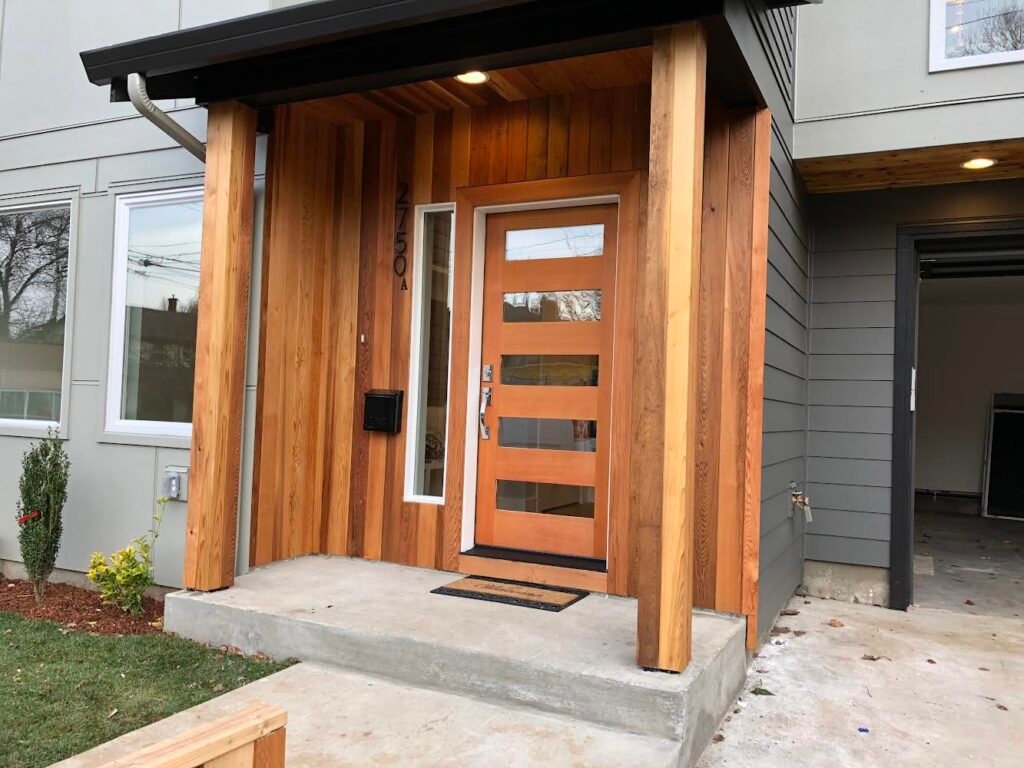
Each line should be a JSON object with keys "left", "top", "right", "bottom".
{"left": 55, "top": 663, "right": 684, "bottom": 768}
{"left": 165, "top": 556, "right": 746, "bottom": 763}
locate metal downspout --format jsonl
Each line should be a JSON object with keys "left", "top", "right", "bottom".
{"left": 127, "top": 73, "right": 206, "bottom": 163}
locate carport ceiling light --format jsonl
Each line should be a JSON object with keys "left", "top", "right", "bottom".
{"left": 455, "top": 70, "right": 490, "bottom": 85}
{"left": 961, "top": 158, "right": 997, "bottom": 170}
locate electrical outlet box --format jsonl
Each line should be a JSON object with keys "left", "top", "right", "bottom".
{"left": 163, "top": 466, "right": 189, "bottom": 501}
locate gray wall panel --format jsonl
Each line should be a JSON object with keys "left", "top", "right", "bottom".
{"left": 808, "top": 431, "right": 893, "bottom": 461}
{"left": 768, "top": 263, "right": 807, "bottom": 320}
{"left": 762, "top": 457, "right": 806, "bottom": 503}
{"left": 806, "top": 457, "right": 891, "bottom": 488}
{"left": 808, "top": 355, "right": 893, "bottom": 382}
{"left": 766, "top": 333, "right": 806, "bottom": 379}
{"left": 767, "top": 299, "right": 807, "bottom": 352}
{"left": 764, "top": 366, "right": 807, "bottom": 405}
{"left": 805, "top": 535, "right": 890, "bottom": 568}
{"left": 812, "top": 250, "right": 895, "bottom": 278}
{"left": 810, "top": 328, "right": 894, "bottom": 355}
{"left": 763, "top": 431, "right": 806, "bottom": 466}
{"left": 809, "top": 508, "right": 890, "bottom": 541}
{"left": 809, "top": 380, "right": 892, "bottom": 408}
{"left": 761, "top": 513, "right": 802, "bottom": 570}
{"left": 811, "top": 301, "right": 895, "bottom": 329}
{"left": 808, "top": 483, "right": 891, "bottom": 515}
{"left": 757, "top": 535, "right": 803, "bottom": 636}
{"left": 763, "top": 400, "right": 805, "bottom": 433}
{"left": 761, "top": 490, "right": 797, "bottom": 534}
{"left": 813, "top": 275, "right": 895, "bottom": 303}
{"left": 808, "top": 405, "right": 892, "bottom": 434}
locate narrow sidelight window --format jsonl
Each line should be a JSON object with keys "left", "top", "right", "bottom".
{"left": 406, "top": 205, "right": 455, "bottom": 501}
{"left": 106, "top": 188, "right": 203, "bottom": 439}
{"left": 0, "top": 203, "right": 72, "bottom": 428}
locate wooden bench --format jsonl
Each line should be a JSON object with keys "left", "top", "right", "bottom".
{"left": 96, "top": 703, "right": 287, "bottom": 768}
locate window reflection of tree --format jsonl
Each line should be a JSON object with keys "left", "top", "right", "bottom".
{"left": 947, "top": 0, "right": 1024, "bottom": 57}
{"left": 0, "top": 208, "right": 70, "bottom": 343}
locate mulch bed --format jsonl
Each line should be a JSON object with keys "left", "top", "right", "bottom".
{"left": 0, "top": 577, "right": 163, "bottom": 636}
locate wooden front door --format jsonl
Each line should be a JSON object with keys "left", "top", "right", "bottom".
{"left": 474, "top": 204, "right": 618, "bottom": 559}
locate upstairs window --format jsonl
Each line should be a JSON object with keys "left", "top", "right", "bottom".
{"left": 930, "top": 0, "right": 1024, "bottom": 71}
{"left": 106, "top": 188, "right": 203, "bottom": 439}
{"left": 0, "top": 203, "right": 72, "bottom": 430}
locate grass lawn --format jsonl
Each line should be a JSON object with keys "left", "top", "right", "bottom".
{"left": 0, "top": 611, "right": 290, "bottom": 768}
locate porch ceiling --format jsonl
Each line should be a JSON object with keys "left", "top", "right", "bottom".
{"left": 302, "top": 48, "right": 653, "bottom": 122}
{"left": 797, "top": 137, "right": 1024, "bottom": 194}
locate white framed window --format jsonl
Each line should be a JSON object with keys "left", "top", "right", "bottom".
{"left": 930, "top": 0, "right": 1024, "bottom": 71}
{"left": 404, "top": 204, "right": 456, "bottom": 504}
{"left": 0, "top": 200, "right": 75, "bottom": 435}
{"left": 106, "top": 187, "right": 204, "bottom": 440}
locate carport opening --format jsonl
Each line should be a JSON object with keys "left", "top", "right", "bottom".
{"left": 913, "top": 264, "right": 1024, "bottom": 618}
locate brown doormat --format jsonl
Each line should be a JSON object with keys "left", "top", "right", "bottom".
{"left": 431, "top": 576, "right": 589, "bottom": 612}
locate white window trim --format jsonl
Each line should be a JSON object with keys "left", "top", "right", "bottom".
{"left": 105, "top": 186, "right": 203, "bottom": 441}
{"left": 929, "top": 0, "right": 1024, "bottom": 72}
{"left": 404, "top": 203, "right": 456, "bottom": 505}
{"left": 0, "top": 197, "right": 77, "bottom": 439}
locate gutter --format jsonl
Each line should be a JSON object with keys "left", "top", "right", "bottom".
{"left": 127, "top": 73, "right": 206, "bottom": 163}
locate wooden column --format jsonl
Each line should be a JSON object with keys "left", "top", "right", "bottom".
{"left": 185, "top": 101, "right": 257, "bottom": 591}
{"left": 742, "top": 108, "right": 771, "bottom": 649}
{"left": 635, "top": 22, "right": 707, "bottom": 673}
{"left": 692, "top": 105, "right": 772, "bottom": 649}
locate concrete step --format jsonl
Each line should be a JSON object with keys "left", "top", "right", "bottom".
{"left": 165, "top": 556, "right": 747, "bottom": 765}
{"left": 56, "top": 663, "right": 685, "bottom": 768}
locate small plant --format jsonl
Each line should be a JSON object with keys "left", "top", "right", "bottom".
{"left": 16, "top": 429, "right": 71, "bottom": 603}
{"left": 88, "top": 498, "right": 166, "bottom": 616}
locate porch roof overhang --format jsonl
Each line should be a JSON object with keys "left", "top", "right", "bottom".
{"left": 80, "top": 0, "right": 729, "bottom": 109}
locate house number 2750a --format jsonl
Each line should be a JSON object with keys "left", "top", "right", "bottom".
{"left": 394, "top": 182, "right": 410, "bottom": 291}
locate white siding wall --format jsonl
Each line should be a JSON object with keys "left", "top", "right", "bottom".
{"left": 0, "top": 0, "right": 293, "bottom": 586}
{"left": 794, "top": 0, "right": 1024, "bottom": 157}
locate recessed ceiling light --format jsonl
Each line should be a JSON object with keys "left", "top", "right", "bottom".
{"left": 455, "top": 70, "right": 489, "bottom": 85}
{"left": 961, "top": 157, "right": 997, "bottom": 170}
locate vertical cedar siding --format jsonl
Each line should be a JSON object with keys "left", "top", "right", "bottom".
{"left": 250, "top": 86, "right": 652, "bottom": 575}
{"left": 724, "top": 0, "right": 810, "bottom": 641}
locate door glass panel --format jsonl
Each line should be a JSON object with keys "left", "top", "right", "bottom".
{"left": 501, "top": 355, "right": 599, "bottom": 386}
{"left": 505, "top": 224, "right": 604, "bottom": 261}
{"left": 499, "top": 417, "right": 597, "bottom": 451}
{"left": 496, "top": 480, "right": 595, "bottom": 518}
{"left": 503, "top": 290, "right": 601, "bottom": 322}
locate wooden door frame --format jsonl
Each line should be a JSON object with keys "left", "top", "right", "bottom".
{"left": 442, "top": 172, "right": 642, "bottom": 593}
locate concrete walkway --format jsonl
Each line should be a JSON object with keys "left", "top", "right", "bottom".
{"left": 697, "top": 597, "right": 1024, "bottom": 768}
{"left": 56, "top": 663, "right": 684, "bottom": 768}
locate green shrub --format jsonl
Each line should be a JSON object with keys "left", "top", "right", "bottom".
{"left": 88, "top": 498, "right": 166, "bottom": 616}
{"left": 16, "top": 430, "right": 70, "bottom": 602}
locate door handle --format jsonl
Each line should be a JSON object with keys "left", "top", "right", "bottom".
{"left": 479, "top": 387, "right": 492, "bottom": 440}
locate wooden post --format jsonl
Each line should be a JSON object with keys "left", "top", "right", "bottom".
{"left": 635, "top": 22, "right": 707, "bottom": 673}
{"left": 691, "top": 106, "right": 772, "bottom": 648}
{"left": 185, "top": 101, "right": 258, "bottom": 591}
{"left": 741, "top": 108, "right": 771, "bottom": 649}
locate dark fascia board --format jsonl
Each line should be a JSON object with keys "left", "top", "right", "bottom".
{"left": 81, "top": 0, "right": 723, "bottom": 107}
{"left": 82, "top": 0, "right": 539, "bottom": 85}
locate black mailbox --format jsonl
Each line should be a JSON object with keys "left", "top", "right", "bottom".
{"left": 363, "top": 390, "right": 403, "bottom": 433}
